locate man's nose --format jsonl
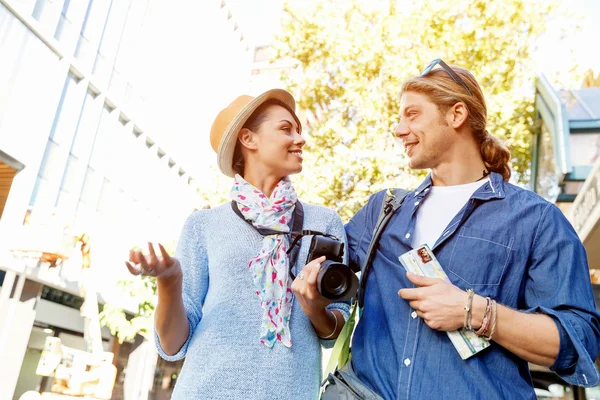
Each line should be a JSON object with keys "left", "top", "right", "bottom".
{"left": 394, "top": 121, "right": 410, "bottom": 138}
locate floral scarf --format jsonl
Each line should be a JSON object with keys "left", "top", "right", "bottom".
{"left": 231, "top": 174, "right": 297, "bottom": 348}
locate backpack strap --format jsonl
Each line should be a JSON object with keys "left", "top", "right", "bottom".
{"left": 357, "top": 188, "right": 410, "bottom": 308}
{"left": 322, "top": 188, "right": 410, "bottom": 383}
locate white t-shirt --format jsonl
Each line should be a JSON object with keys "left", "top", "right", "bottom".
{"left": 411, "top": 179, "right": 488, "bottom": 249}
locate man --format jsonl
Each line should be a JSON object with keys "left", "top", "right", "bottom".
{"left": 345, "top": 60, "right": 600, "bottom": 399}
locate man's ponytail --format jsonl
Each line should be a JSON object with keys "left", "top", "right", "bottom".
{"left": 480, "top": 130, "right": 511, "bottom": 182}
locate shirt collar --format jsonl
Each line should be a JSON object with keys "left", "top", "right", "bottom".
{"left": 413, "top": 171, "right": 506, "bottom": 200}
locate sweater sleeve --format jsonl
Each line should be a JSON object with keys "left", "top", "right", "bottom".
{"left": 321, "top": 209, "right": 351, "bottom": 348}
{"left": 154, "top": 211, "right": 210, "bottom": 361}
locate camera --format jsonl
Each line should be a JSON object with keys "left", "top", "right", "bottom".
{"left": 305, "top": 235, "right": 358, "bottom": 301}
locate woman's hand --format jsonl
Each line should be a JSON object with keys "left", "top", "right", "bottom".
{"left": 126, "top": 242, "right": 182, "bottom": 287}
{"left": 291, "top": 256, "right": 330, "bottom": 317}
{"left": 292, "top": 256, "right": 342, "bottom": 339}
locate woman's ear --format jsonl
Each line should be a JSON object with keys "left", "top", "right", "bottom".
{"left": 238, "top": 128, "right": 258, "bottom": 150}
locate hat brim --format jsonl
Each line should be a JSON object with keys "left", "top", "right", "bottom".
{"left": 217, "top": 89, "right": 297, "bottom": 178}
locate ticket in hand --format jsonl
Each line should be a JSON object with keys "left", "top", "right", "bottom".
{"left": 399, "top": 244, "right": 490, "bottom": 360}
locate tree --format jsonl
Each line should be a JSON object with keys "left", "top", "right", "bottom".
{"left": 275, "top": 0, "right": 569, "bottom": 220}
{"left": 582, "top": 69, "right": 600, "bottom": 88}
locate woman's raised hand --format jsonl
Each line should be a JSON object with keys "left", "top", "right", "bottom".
{"left": 125, "top": 242, "right": 182, "bottom": 285}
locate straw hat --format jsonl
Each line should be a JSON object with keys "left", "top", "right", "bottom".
{"left": 210, "top": 89, "right": 298, "bottom": 177}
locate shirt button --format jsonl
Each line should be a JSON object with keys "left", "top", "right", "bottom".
{"left": 425, "top": 188, "right": 430, "bottom": 192}
{"left": 404, "top": 358, "right": 411, "bottom": 366}
{"left": 414, "top": 201, "right": 420, "bottom": 206}
{"left": 411, "top": 311, "right": 417, "bottom": 319}
{"left": 405, "top": 233, "right": 411, "bottom": 239}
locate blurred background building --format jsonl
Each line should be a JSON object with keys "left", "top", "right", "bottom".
{"left": 0, "top": 0, "right": 251, "bottom": 399}
{"left": 533, "top": 74, "right": 600, "bottom": 271}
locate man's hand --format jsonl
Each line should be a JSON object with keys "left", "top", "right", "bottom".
{"left": 398, "top": 271, "right": 467, "bottom": 331}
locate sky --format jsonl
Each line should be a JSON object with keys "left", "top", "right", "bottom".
{"left": 141, "top": 0, "right": 600, "bottom": 186}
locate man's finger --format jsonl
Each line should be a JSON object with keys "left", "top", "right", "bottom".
{"left": 409, "top": 300, "right": 421, "bottom": 310}
{"left": 398, "top": 287, "right": 423, "bottom": 300}
{"left": 406, "top": 271, "right": 443, "bottom": 287}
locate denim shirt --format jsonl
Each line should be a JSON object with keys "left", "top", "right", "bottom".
{"left": 345, "top": 172, "right": 600, "bottom": 400}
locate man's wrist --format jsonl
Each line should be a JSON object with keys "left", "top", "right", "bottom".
{"left": 469, "top": 294, "right": 488, "bottom": 331}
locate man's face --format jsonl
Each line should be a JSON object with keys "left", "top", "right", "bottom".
{"left": 394, "top": 91, "right": 454, "bottom": 170}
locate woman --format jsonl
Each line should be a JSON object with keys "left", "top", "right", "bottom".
{"left": 126, "top": 89, "right": 349, "bottom": 399}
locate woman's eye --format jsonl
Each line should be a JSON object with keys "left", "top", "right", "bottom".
{"left": 282, "top": 126, "right": 291, "bottom": 132}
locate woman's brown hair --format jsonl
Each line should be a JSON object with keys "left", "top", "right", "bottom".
{"left": 400, "top": 66, "right": 511, "bottom": 181}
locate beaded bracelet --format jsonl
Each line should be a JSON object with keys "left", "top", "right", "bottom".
{"left": 476, "top": 297, "right": 493, "bottom": 336}
{"left": 464, "top": 289, "right": 475, "bottom": 330}
{"left": 484, "top": 300, "right": 498, "bottom": 341}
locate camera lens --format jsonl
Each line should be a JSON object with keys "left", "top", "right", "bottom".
{"left": 323, "top": 269, "right": 348, "bottom": 295}
{"left": 317, "top": 261, "right": 359, "bottom": 301}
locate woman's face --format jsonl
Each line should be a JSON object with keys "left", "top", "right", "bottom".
{"left": 243, "top": 104, "right": 305, "bottom": 177}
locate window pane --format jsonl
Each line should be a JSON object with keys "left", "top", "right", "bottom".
{"left": 570, "top": 133, "right": 600, "bottom": 167}
{"left": 71, "top": 91, "right": 102, "bottom": 159}
{"left": 78, "top": 166, "right": 102, "bottom": 210}
{"left": 88, "top": 106, "right": 116, "bottom": 173}
{"left": 32, "top": 0, "right": 65, "bottom": 35}
{"left": 75, "top": 0, "right": 112, "bottom": 70}
{"left": 93, "top": 0, "right": 130, "bottom": 86}
{"left": 54, "top": 0, "right": 91, "bottom": 53}
{"left": 536, "top": 123, "right": 560, "bottom": 202}
{"left": 60, "top": 154, "right": 83, "bottom": 193}
{"left": 38, "top": 139, "right": 67, "bottom": 181}
{"left": 49, "top": 74, "right": 86, "bottom": 147}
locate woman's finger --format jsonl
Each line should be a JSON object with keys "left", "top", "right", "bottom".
{"left": 125, "top": 261, "right": 141, "bottom": 276}
{"left": 157, "top": 243, "right": 172, "bottom": 267}
{"left": 306, "top": 258, "right": 321, "bottom": 286}
{"left": 147, "top": 242, "right": 158, "bottom": 266}
{"left": 138, "top": 251, "right": 153, "bottom": 274}
{"left": 129, "top": 249, "right": 141, "bottom": 264}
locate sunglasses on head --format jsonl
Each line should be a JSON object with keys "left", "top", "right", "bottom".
{"left": 420, "top": 59, "right": 473, "bottom": 96}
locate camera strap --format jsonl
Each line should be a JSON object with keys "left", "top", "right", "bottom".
{"left": 357, "top": 188, "right": 410, "bottom": 308}
{"left": 230, "top": 200, "right": 308, "bottom": 269}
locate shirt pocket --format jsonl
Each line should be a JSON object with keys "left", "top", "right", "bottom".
{"left": 446, "top": 226, "right": 514, "bottom": 286}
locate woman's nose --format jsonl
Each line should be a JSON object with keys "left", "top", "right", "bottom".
{"left": 294, "top": 132, "right": 306, "bottom": 146}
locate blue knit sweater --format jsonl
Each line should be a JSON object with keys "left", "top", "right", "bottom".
{"left": 154, "top": 202, "right": 350, "bottom": 399}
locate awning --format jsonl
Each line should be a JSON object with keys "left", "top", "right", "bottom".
{"left": 0, "top": 150, "right": 24, "bottom": 219}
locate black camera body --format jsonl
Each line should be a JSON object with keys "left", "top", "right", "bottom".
{"left": 306, "top": 235, "right": 358, "bottom": 301}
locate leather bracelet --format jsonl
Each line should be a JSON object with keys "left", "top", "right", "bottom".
{"left": 319, "top": 310, "right": 338, "bottom": 339}
{"left": 476, "top": 297, "right": 492, "bottom": 336}
{"left": 484, "top": 300, "right": 498, "bottom": 341}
